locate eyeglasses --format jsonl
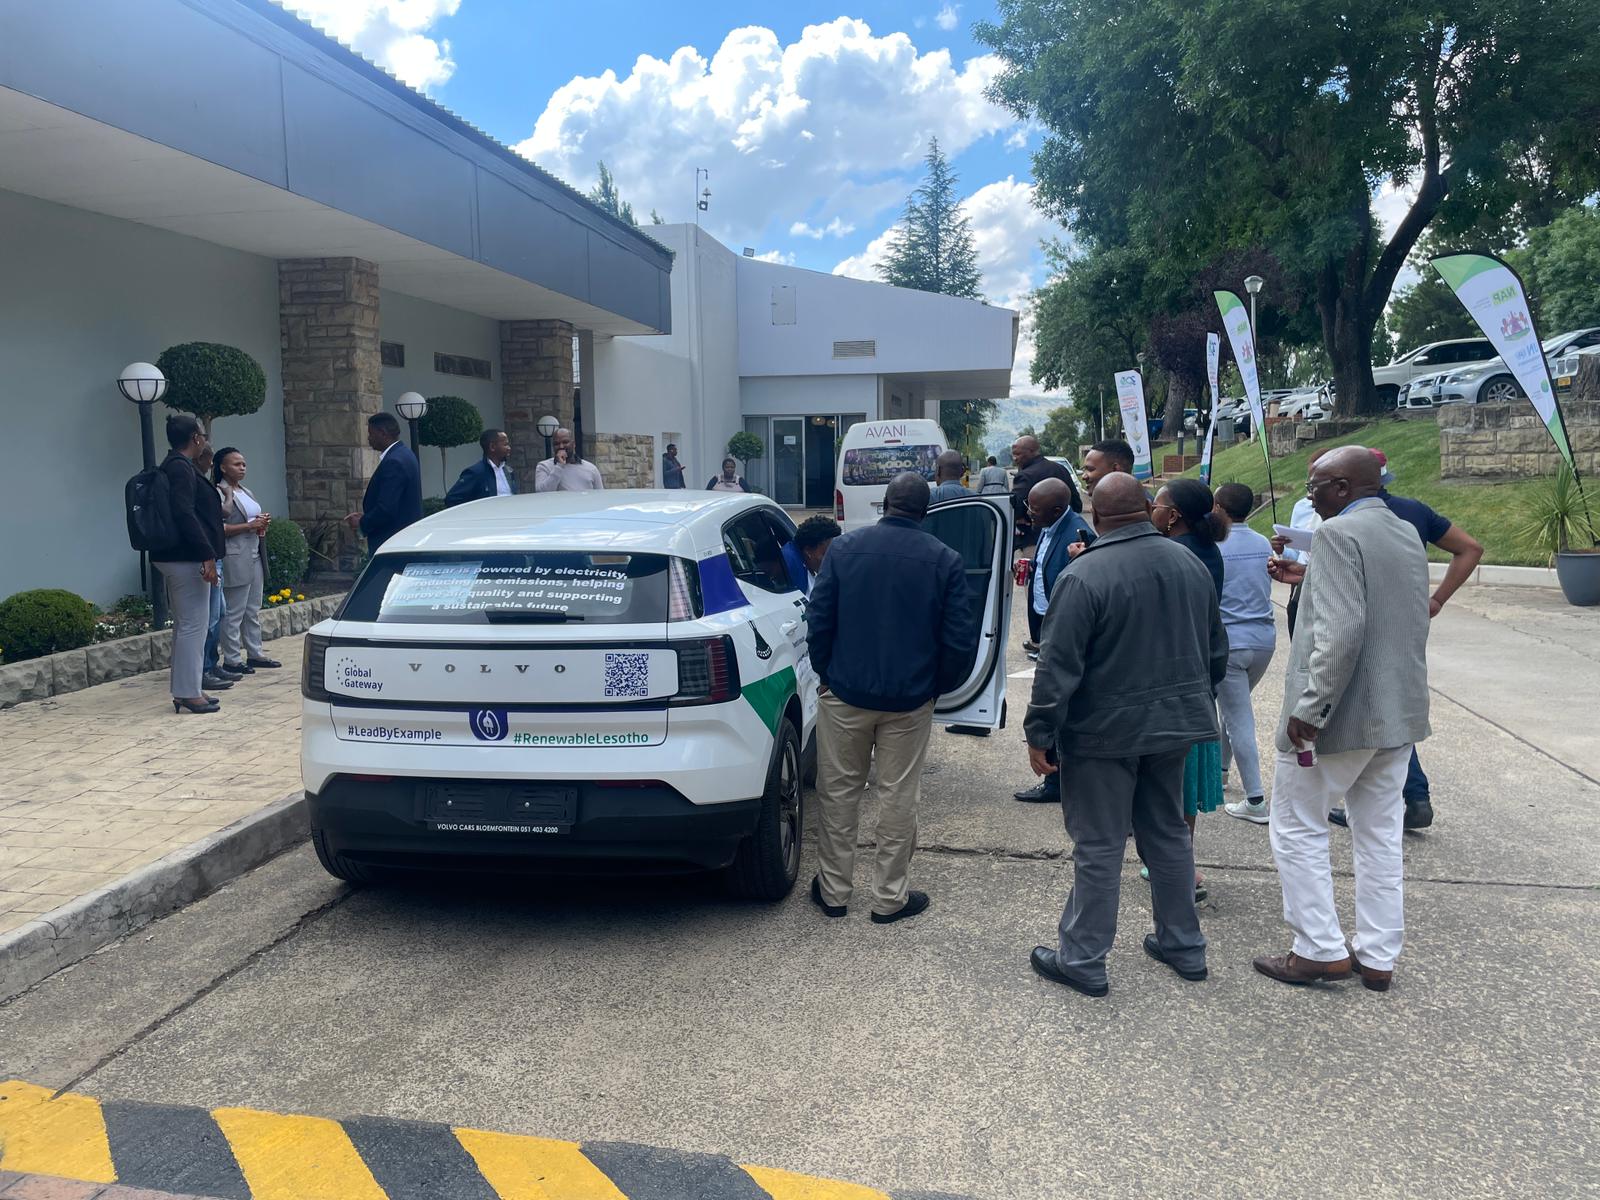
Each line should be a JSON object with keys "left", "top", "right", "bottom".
{"left": 1305, "top": 477, "right": 1348, "bottom": 495}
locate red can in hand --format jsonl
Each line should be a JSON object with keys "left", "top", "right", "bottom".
{"left": 1014, "top": 557, "right": 1031, "bottom": 587}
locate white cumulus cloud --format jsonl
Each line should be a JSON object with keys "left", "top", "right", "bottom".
{"left": 514, "top": 18, "right": 1016, "bottom": 232}
{"left": 789, "top": 217, "right": 857, "bottom": 239}
{"left": 936, "top": 4, "right": 960, "bottom": 31}
{"left": 284, "top": 0, "right": 460, "bottom": 91}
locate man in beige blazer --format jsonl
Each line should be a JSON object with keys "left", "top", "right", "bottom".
{"left": 1256, "top": 447, "right": 1431, "bottom": 992}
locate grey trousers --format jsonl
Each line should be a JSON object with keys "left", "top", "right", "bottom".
{"left": 221, "top": 552, "right": 266, "bottom": 664}
{"left": 155, "top": 560, "right": 211, "bottom": 699}
{"left": 1057, "top": 748, "right": 1206, "bottom": 985}
{"left": 1216, "top": 645, "right": 1274, "bottom": 799}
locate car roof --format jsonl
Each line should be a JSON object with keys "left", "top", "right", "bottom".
{"left": 375, "top": 489, "right": 779, "bottom": 559}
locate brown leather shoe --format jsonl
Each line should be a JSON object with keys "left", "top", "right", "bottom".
{"left": 1252, "top": 951, "right": 1353, "bottom": 985}
{"left": 1346, "top": 943, "right": 1393, "bottom": 992}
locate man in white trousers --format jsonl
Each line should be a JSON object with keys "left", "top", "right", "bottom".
{"left": 1255, "top": 446, "right": 1431, "bottom": 992}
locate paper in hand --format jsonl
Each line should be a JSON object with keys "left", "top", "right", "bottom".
{"left": 1272, "top": 524, "right": 1317, "bottom": 553}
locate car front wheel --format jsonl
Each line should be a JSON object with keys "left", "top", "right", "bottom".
{"left": 1481, "top": 375, "right": 1521, "bottom": 405}
{"left": 728, "top": 720, "right": 802, "bottom": 901}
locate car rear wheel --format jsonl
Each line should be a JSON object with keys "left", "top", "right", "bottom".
{"left": 312, "top": 828, "right": 380, "bottom": 885}
{"left": 1378, "top": 385, "right": 1400, "bottom": 408}
{"left": 728, "top": 720, "right": 802, "bottom": 901}
{"left": 1482, "top": 375, "right": 1521, "bottom": 405}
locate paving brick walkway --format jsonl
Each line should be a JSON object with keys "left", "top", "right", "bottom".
{"left": 0, "top": 639, "right": 307, "bottom": 935}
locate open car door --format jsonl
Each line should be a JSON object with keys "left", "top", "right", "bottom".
{"left": 923, "top": 495, "right": 1013, "bottom": 730}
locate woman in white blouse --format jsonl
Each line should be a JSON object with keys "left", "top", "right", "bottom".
{"left": 212, "top": 447, "right": 280, "bottom": 673}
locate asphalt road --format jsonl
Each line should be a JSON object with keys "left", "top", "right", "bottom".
{"left": 3, "top": 585, "right": 1597, "bottom": 1199}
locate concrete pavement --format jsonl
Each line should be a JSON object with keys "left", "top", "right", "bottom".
{"left": 1, "top": 585, "right": 1596, "bottom": 1198}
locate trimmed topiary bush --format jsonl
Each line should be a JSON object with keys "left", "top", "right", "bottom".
{"left": 727, "top": 431, "right": 764, "bottom": 468}
{"left": 0, "top": 588, "right": 97, "bottom": 662}
{"left": 156, "top": 342, "right": 267, "bottom": 436}
{"left": 421, "top": 496, "right": 449, "bottom": 518}
{"left": 417, "top": 395, "right": 483, "bottom": 491}
{"left": 264, "top": 519, "right": 310, "bottom": 596}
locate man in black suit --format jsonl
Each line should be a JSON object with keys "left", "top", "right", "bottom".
{"left": 344, "top": 412, "right": 422, "bottom": 552}
{"left": 443, "top": 428, "right": 516, "bottom": 506}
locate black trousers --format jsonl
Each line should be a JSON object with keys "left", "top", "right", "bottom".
{"left": 1286, "top": 583, "right": 1302, "bottom": 637}
{"left": 1027, "top": 602, "right": 1043, "bottom": 644}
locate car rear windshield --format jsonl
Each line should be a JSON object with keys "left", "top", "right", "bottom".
{"left": 840, "top": 444, "right": 942, "bottom": 486}
{"left": 342, "top": 552, "right": 691, "bottom": 624}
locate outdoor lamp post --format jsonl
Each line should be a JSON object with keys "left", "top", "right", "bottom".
{"left": 537, "top": 413, "right": 559, "bottom": 460}
{"left": 1245, "top": 274, "right": 1265, "bottom": 383}
{"left": 118, "top": 361, "right": 169, "bottom": 627}
{"left": 396, "top": 392, "right": 428, "bottom": 455}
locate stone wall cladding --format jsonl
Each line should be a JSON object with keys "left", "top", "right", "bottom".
{"left": 279, "top": 257, "right": 382, "bottom": 569}
{"left": 501, "top": 320, "right": 574, "bottom": 483}
{"left": 1438, "top": 393, "right": 1600, "bottom": 480}
{"left": 1266, "top": 417, "right": 1369, "bottom": 458}
{"left": 590, "top": 433, "right": 657, "bottom": 488}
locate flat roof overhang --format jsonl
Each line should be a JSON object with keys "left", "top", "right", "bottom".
{"left": 881, "top": 368, "right": 1017, "bottom": 402}
{"left": 0, "top": 0, "right": 671, "bottom": 334}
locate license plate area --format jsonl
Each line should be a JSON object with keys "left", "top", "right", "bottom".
{"left": 419, "top": 781, "right": 577, "bottom": 833}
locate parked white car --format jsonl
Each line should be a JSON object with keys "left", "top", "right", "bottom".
{"left": 1554, "top": 343, "right": 1600, "bottom": 392}
{"left": 1397, "top": 372, "right": 1446, "bottom": 410}
{"left": 301, "top": 490, "right": 1013, "bottom": 896}
{"left": 1372, "top": 337, "right": 1496, "bottom": 405}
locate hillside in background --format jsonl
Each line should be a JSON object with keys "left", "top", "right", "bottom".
{"left": 983, "top": 393, "right": 1067, "bottom": 456}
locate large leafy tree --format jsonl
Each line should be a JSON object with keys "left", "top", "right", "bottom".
{"left": 1518, "top": 205, "right": 1600, "bottom": 333}
{"left": 881, "top": 137, "right": 983, "bottom": 299}
{"left": 1389, "top": 273, "right": 1479, "bottom": 354}
{"left": 979, "top": 0, "right": 1600, "bottom": 415}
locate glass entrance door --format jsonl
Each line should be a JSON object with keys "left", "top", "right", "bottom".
{"left": 804, "top": 416, "right": 837, "bottom": 508}
{"left": 771, "top": 418, "right": 804, "bottom": 506}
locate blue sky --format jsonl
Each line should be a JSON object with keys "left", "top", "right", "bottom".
{"left": 284, "top": 0, "right": 1059, "bottom": 395}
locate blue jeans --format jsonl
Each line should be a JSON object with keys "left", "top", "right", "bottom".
{"left": 1404, "top": 747, "right": 1429, "bottom": 803}
{"left": 203, "top": 564, "right": 224, "bottom": 672}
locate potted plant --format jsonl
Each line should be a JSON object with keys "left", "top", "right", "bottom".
{"left": 1518, "top": 465, "right": 1600, "bottom": 606}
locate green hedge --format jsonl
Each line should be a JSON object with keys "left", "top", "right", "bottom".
{"left": 0, "top": 588, "right": 97, "bottom": 662}
{"left": 265, "top": 519, "right": 310, "bottom": 595}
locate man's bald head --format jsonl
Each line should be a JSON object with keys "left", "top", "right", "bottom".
{"left": 1307, "top": 444, "right": 1382, "bottom": 520}
{"left": 1026, "top": 477, "right": 1072, "bottom": 530}
{"left": 1089, "top": 472, "right": 1151, "bottom": 532}
{"left": 935, "top": 449, "right": 966, "bottom": 482}
{"left": 883, "top": 471, "right": 931, "bottom": 521}
{"left": 1011, "top": 435, "right": 1041, "bottom": 467}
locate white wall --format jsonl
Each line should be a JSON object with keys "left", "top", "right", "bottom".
{"left": 596, "top": 224, "right": 739, "bottom": 486}
{"left": 741, "top": 375, "right": 880, "bottom": 417}
{"left": 379, "top": 289, "right": 502, "bottom": 497}
{"left": 0, "top": 188, "right": 282, "bottom": 606}
{"left": 736, "top": 258, "right": 1015, "bottom": 379}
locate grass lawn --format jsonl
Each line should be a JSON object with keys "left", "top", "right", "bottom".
{"left": 1184, "top": 418, "right": 1549, "bottom": 566}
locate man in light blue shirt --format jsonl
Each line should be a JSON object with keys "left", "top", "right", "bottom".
{"left": 928, "top": 450, "right": 973, "bottom": 504}
{"left": 1213, "top": 483, "right": 1277, "bottom": 824}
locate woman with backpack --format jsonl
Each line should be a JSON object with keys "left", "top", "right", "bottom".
{"left": 152, "top": 414, "right": 225, "bottom": 714}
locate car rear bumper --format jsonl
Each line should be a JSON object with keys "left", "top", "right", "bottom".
{"left": 308, "top": 775, "right": 762, "bottom": 874}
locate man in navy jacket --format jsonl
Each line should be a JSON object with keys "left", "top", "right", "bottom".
{"left": 444, "top": 428, "right": 517, "bottom": 506}
{"left": 806, "top": 473, "right": 979, "bottom": 925}
{"left": 345, "top": 412, "right": 422, "bottom": 552}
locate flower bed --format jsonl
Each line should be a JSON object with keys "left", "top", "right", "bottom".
{"left": 0, "top": 593, "right": 345, "bottom": 709}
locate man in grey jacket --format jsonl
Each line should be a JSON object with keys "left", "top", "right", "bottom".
{"left": 1023, "top": 474, "right": 1228, "bottom": 997}
{"left": 1255, "top": 447, "right": 1431, "bottom": 992}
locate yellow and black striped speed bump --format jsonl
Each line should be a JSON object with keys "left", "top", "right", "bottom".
{"left": 0, "top": 1081, "right": 975, "bottom": 1200}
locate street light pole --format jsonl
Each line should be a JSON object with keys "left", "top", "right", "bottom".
{"left": 118, "top": 362, "right": 169, "bottom": 627}
{"left": 1245, "top": 274, "right": 1265, "bottom": 384}
{"left": 537, "top": 414, "right": 560, "bottom": 461}
{"left": 395, "top": 392, "right": 428, "bottom": 457}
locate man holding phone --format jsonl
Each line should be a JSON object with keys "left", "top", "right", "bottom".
{"left": 534, "top": 427, "right": 605, "bottom": 492}
{"left": 1014, "top": 477, "right": 1095, "bottom": 802}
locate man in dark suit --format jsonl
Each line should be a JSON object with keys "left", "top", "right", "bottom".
{"left": 344, "top": 412, "right": 422, "bottom": 552}
{"left": 1009, "top": 434, "right": 1081, "bottom": 547}
{"left": 444, "top": 428, "right": 516, "bottom": 507}
{"left": 1014, "top": 477, "right": 1095, "bottom": 802}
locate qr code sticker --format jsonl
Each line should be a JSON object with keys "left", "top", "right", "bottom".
{"left": 604, "top": 652, "right": 650, "bottom": 698}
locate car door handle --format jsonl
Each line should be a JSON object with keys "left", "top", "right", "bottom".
{"left": 781, "top": 621, "right": 800, "bottom": 636}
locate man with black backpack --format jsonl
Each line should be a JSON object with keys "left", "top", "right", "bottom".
{"left": 148, "top": 415, "right": 226, "bottom": 714}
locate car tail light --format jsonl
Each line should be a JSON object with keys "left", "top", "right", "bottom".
{"left": 302, "top": 633, "right": 332, "bottom": 701}
{"left": 834, "top": 489, "right": 844, "bottom": 521}
{"left": 672, "top": 635, "right": 740, "bottom": 705}
{"left": 668, "top": 557, "right": 701, "bottom": 621}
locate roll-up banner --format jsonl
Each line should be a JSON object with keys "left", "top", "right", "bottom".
{"left": 1114, "top": 369, "right": 1153, "bottom": 480}
{"left": 1430, "top": 252, "right": 1576, "bottom": 472}
{"left": 1199, "top": 331, "right": 1221, "bottom": 485}
{"left": 1214, "top": 290, "right": 1271, "bottom": 474}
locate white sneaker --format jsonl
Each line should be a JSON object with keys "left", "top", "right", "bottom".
{"left": 1224, "top": 798, "right": 1269, "bottom": 825}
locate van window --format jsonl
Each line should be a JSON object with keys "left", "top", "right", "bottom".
{"left": 723, "top": 512, "right": 793, "bottom": 594}
{"left": 840, "top": 444, "right": 942, "bottom": 486}
{"left": 343, "top": 553, "right": 677, "bottom": 624}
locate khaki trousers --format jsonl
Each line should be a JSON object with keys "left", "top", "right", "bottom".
{"left": 815, "top": 693, "right": 935, "bottom": 915}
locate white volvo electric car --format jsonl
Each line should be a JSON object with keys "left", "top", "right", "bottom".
{"left": 301, "top": 490, "right": 1012, "bottom": 899}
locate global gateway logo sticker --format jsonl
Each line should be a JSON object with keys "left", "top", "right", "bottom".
{"left": 335, "top": 656, "right": 382, "bottom": 692}
{"left": 470, "top": 707, "right": 509, "bottom": 742}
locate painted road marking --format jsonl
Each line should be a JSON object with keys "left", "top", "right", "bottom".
{"left": 1006, "top": 667, "right": 1035, "bottom": 679}
{"left": 0, "top": 1080, "right": 971, "bottom": 1200}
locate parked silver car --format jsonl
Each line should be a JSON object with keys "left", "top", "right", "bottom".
{"left": 1435, "top": 328, "right": 1600, "bottom": 406}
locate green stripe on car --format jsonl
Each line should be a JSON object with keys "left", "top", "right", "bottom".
{"left": 741, "top": 667, "right": 796, "bottom": 734}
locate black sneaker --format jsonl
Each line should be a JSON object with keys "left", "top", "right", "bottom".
{"left": 871, "top": 891, "right": 930, "bottom": 924}
{"left": 809, "top": 875, "right": 846, "bottom": 918}
{"left": 1404, "top": 799, "right": 1434, "bottom": 830}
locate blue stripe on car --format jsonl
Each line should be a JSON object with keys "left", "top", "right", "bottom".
{"left": 698, "top": 553, "right": 747, "bottom": 615}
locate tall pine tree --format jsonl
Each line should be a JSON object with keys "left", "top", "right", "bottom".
{"left": 880, "top": 138, "right": 983, "bottom": 300}
{"left": 589, "top": 161, "right": 638, "bottom": 225}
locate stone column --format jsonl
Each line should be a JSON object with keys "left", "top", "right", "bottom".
{"left": 501, "top": 319, "right": 574, "bottom": 482}
{"left": 278, "top": 257, "right": 381, "bottom": 568}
